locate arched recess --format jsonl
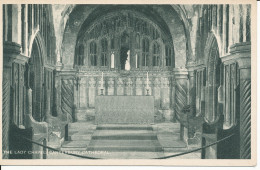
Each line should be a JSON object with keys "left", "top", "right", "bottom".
{"left": 28, "top": 32, "right": 46, "bottom": 122}
{"left": 204, "top": 33, "right": 223, "bottom": 125}
{"left": 61, "top": 5, "right": 190, "bottom": 68}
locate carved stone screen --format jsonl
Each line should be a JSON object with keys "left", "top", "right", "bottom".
{"left": 95, "top": 96, "right": 154, "bottom": 124}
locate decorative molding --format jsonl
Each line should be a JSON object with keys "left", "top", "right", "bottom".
{"left": 174, "top": 68, "right": 188, "bottom": 79}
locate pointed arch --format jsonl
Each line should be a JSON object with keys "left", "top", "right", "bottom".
{"left": 28, "top": 32, "right": 46, "bottom": 122}
{"left": 28, "top": 30, "right": 47, "bottom": 65}
{"left": 204, "top": 33, "right": 223, "bottom": 125}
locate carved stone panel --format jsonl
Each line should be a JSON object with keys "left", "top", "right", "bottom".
{"left": 161, "top": 77, "right": 170, "bottom": 109}
{"left": 116, "top": 77, "right": 124, "bottom": 95}
{"left": 79, "top": 78, "right": 87, "bottom": 108}
{"left": 125, "top": 77, "right": 133, "bottom": 96}
{"left": 107, "top": 77, "right": 115, "bottom": 95}
{"left": 88, "top": 77, "right": 96, "bottom": 108}
{"left": 135, "top": 77, "right": 143, "bottom": 96}
{"left": 153, "top": 77, "right": 161, "bottom": 108}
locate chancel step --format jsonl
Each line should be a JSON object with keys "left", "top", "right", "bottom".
{"left": 87, "top": 140, "right": 163, "bottom": 152}
{"left": 91, "top": 130, "right": 158, "bottom": 140}
{"left": 96, "top": 124, "right": 153, "bottom": 130}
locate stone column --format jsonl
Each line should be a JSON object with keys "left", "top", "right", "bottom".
{"left": 187, "top": 66, "right": 197, "bottom": 138}
{"left": 221, "top": 42, "right": 251, "bottom": 159}
{"left": 170, "top": 76, "right": 176, "bottom": 121}
{"left": 3, "top": 42, "right": 26, "bottom": 158}
{"left": 239, "top": 61, "right": 251, "bottom": 159}
{"left": 174, "top": 68, "right": 188, "bottom": 141}
{"left": 2, "top": 47, "right": 16, "bottom": 159}
{"left": 54, "top": 64, "right": 63, "bottom": 120}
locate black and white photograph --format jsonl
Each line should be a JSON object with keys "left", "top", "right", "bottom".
{"left": 0, "top": 0, "right": 257, "bottom": 166}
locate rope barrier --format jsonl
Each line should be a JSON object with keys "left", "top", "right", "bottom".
{"left": 152, "top": 133, "right": 235, "bottom": 159}
{"left": 15, "top": 133, "right": 235, "bottom": 159}
{"left": 15, "top": 134, "right": 99, "bottom": 159}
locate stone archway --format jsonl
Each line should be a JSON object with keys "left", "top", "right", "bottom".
{"left": 60, "top": 5, "right": 191, "bottom": 69}
{"left": 201, "top": 33, "right": 240, "bottom": 159}
{"left": 204, "top": 34, "right": 222, "bottom": 124}
{"left": 28, "top": 33, "right": 46, "bottom": 122}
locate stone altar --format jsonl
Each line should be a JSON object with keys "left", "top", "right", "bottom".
{"left": 95, "top": 96, "right": 154, "bottom": 124}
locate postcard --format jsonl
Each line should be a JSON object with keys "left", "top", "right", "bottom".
{"left": 0, "top": 0, "right": 257, "bottom": 166}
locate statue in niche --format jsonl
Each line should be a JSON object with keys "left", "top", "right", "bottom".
{"left": 125, "top": 50, "right": 131, "bottom": 71}
{"left": 121, "top": 32, "right": 129, "bottom": 45}
{"left": 120, "top": 47, "right": 129, "bottom": 70}
{"left": 120, "top": 32, "right": 130, "bottom": 70}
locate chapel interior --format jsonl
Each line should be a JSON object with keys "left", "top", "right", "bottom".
{"left": 2, "top": 4, "right": 251, "bottom": 159}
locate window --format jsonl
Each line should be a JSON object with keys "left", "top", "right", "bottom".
{"left": 90, "top": 41, "right": 97, "bottom": 66}
{"left": 111, "top": 38, "right": 115, "bottom": 50}
{"left": 101, "top": 38, "right": 108, "bottom": 66}
{"left": 165, "top": 46, "right": 172, "bottom": 66}
{"left": 152, "top": 42, "right": 160, "bottom": 66}
{"left": 142, "top": 38, "right": 149, "bottom": 66}
{"left": 136, "top": 34, "right": 140, "bottom": 49}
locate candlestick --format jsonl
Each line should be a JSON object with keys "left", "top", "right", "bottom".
{"left": 136, "top": 54, "right": 138, "bottom": 68}
{"left": 146, "top": 72, "right": 149, "bottom": 88}
{"left": 187, "top": 79, "right": 190, "bottom": 103}
{"left": 101, "top": 72, "right": 104, "bottom": 88}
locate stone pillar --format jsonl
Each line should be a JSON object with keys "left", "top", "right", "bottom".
{"left": 221, "top": 42, "right": 251, "bottom": 159}
{"left": 239, "top": 62, "right": 251, "bottom": 159}
{"left": 187, "top": 66, "right": 196, "bottom": 138}
{"left": 3, "top": 42, "right": 27, "bottom": 158}
{"left": 170, "top": 76, "right": 176, "bottom": 121}
{"left": 2, "top": 46, "right": 16, "bottom": 159}
{"left": 54, "top": 64, "right": 63, "bottom": 120}
{"left": 174, "top": 68, "right": 188, "bottom": 141}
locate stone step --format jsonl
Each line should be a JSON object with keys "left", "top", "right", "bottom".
{"left": 69, "top": 130, "right": 94, "bottom": 136}
{"left": 62, "top": 141, "right": 89, "bottom": 148}
{"left": 91, "top": 130, "right": 158, "bottom": 140}
{"left": 60, "top": 147, "right": 87, "bottom": 151}
{"left": 87, "top": 140, "right": 163, "bottom": 152}
{"left": 47, "top": 151, "right": 165, "bottom": 159}
{"left": 157, "top": 134, "right": 182, "bottom": 145}
{"left": 70, "top": 134, "right": 92, "bottom": 141}
{"left": 96, "top": 124, "right": 153, "bottom": 130}
{"left": 163, "top": 147, "right": 191, "bottom": 153}
{"left": 89, "top": 139, "right": 162, "bottom": 147}
{"left": 69, "top": 122, "right": 96, "bottom": 130}
{"left": 152, "top": 123, "right": 181, "bottom": 133}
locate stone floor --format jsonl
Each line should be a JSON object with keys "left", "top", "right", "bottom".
{"left": 47, "top": 122, "right": 201, "bottom": 159}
